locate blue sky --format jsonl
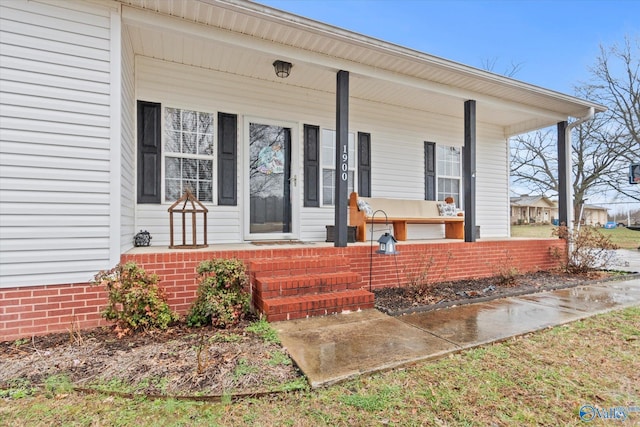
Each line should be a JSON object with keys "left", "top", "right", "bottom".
{"left": 260, "top": 0, "right": 639, "bottom": 96}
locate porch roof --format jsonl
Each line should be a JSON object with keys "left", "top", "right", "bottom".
{"left": 119, "top": 0, "right": 606, "bottom": 136}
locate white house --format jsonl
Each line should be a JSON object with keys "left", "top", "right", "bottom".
{"left": 0, "top": 0, "right": 606, "bottom": 338}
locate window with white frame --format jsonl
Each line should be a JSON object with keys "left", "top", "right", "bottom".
{"left": 437, "top": 145, "right": 461, "bottom": 205}
{"left": 164, "top": 108, "right": 215, "bottom": 202}
{"left": 321, "top": 129, "right": 356, "bottom": 205}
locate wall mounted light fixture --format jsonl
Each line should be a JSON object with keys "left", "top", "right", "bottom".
{"left": 273, "top": 60, "right": 292, "bottom": 78}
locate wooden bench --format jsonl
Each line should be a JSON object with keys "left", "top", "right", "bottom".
{"left": 348, "top": 192, "right": 464, "bottom": 242}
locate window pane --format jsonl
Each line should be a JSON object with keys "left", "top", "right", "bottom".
{"left": 184, "top": 179, "right": 197, "bottom": 194}
{"left": 198, "top": 159, "right": 212, "bottom": 180}
{"left": 182, "top": 110, "right": 197, "bottom": 132}
{"left": 166, "top": 156, "right": 180, "bottom": 178}
{"left": 166, "top": 108, "right": 180, "bottom": 130}
{"left": 322, "top": 169, "right": 334, "bottom": 205}
{"left": 165, "top": 179, "right": 181, "bottom": 200}
{"left": 198, "top": 112, "right": 212, "bottom": 134}
{"left": 166, "top": 131, "right": 181, "bottom": 153}
{"left": 198, "top": 134, "right": 213, "bottom": 156}
{"left": 182, "top": 158, "right": 198, "bottom": 179}
{"left": 321, "top": 130, "right": 335, "bottom": 168}
{"left": 198, "top": 181, "right": 212, "bottom": 202}
{"left": 182, "top": 133, "right": 196, "bottom": 154}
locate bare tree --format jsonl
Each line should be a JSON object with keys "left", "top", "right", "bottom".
{"left": 510, "top": 105, "right": 626, "bottom": 220}
{"left": 510, "top": 128, "right": 558, "bottom": 195}
{"left": 480, "top": 56, "right": 524, "bottom": 78}
{"left": 586, "top": 35, "right": 640, "bottom": 202}
{"left": 511, "top": 35, "right": 640, "bottom": 221}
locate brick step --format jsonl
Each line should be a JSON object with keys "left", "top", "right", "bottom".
{"left": 260, "top": 289, "right": 375, "bottom": 322}
{"left": 255, "top": 272, "right": 362, "bottom": 299}
{"left": 249, "top": 256, "right": 349, "bottom": 277}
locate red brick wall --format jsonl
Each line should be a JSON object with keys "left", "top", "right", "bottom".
{"left": 0, "top": 284, "right": 108, "bottom": 342}
{"left": 352, "top": 239, "right": 566, "bottom": 290}
{"left": 0, "top": 239, "right": 565, "bottom": 341}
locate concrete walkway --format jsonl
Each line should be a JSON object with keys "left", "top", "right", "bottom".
{"left": 274, "top": 249, "right": 640, "bottom": 388}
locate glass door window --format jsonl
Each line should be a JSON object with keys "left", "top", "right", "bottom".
{"left": 248, "top": 122, "right": 292, "bottom": 234}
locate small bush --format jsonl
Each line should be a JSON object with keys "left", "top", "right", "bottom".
{"left": 404, "top": 250, "right": 453, "bottom": 294}
{"left": 92, "top": 262, "right": 178, "bottom": 336}
{"left": 492, "top": 250, "right": 519, "bottom": 286}
{"left": 552, "top": 226, "right": 619, "bottom": 274}
{"left": 187, "top": 258, "right": 250, "bottom": 328}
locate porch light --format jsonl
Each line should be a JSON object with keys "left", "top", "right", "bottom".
{"left": 273, "top": 60, "right": 292, "bottom": 78}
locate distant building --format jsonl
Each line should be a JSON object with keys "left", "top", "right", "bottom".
{"left": 510, "top": 195, "right": 609, "bottom": 226}
{"left": 510, "top": 195, "right": 555, "bottom": 224}
{"left": 563, "top": 203, "right": 609, "bottom": 226}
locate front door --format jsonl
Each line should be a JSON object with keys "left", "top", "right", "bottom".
{"left": 245, "top": 120, "right": 296, "bottom": 239}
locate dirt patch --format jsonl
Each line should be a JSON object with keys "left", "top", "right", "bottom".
{"left": 374, "top": 270, "right": 629, "bottom": 314}
{"left": 0, "top": 318, "right": 302, "bottom": 397}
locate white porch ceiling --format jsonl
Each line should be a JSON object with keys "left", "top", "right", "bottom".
{"left": 119, "top": 0, "right": 605, "bottom": 136}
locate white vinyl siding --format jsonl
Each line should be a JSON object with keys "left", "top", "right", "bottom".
{"left": 476, "top": 123, "right": 510, "bottom": 238}
{"left": 120, "top": 25, "right": 136, "bottom": 253}
{"left": 0, "top": 0, "right": 113, "bottom": 288}
{"left": 135, "top": 57, "right": 510, "bottom": 244}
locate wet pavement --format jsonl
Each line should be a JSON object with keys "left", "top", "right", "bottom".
{"left": 275, "top": 249, "right": 640, "bottom": 388}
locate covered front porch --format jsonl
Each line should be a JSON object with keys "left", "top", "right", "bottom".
{"left": 121, "top": 0, "right": 603, "bottom": 250}
{"left": 122, "top": 238, "right": 566, "bottom": 321}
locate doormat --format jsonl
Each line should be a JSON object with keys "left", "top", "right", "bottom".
{"left": 251, "top": 240, "right": 314, "bottom": 246}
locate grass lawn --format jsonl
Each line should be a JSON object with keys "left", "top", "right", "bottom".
{"left": 2, "top": 306, "right": 638, "bottom": 426}
{"left": 511, "top": 224, "right": 640, "bottom": 249}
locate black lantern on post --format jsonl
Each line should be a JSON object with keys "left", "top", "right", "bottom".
{"left": 369, "top": 210, "right": 399, "bottom": 291}
{"left": 377, "top": 232, "right": 397, "bottom": 255}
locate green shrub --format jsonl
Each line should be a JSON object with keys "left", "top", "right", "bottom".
{"left": 92, "top": 262, "right": 179, "bottom": 336}
{"left": 187, "top": 258, "right": 250, "bottom": 328}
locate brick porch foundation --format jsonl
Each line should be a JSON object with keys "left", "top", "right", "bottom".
{"left": 0, "top": 239, "right": 566, "bottom": 341}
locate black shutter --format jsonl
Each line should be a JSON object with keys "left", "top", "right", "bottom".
{"left": 425, "top": 141, "right": 436, "bottom": 200}
{"left": 218, "top": 112, "right": 237, "bottom": 206}
{"left": 137, "top": 101, "right": 161, "bottom": 204}
{"left": 303, "top": 124, "right": 320, "bottom": 207}
{"left": 358, "top": 132, "right": 371, "bottom": 197}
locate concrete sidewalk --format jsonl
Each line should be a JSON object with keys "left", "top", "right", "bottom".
{"left": 274, "top": 249, "right": 640, "bottom": 388}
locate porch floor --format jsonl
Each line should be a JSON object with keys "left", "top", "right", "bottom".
{"left": 274, "top": 252, "right": 640, "bottom": 387}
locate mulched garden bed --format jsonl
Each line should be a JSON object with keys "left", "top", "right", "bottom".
{"left": 374, "top": 269, "right": 634, "bottom": 315}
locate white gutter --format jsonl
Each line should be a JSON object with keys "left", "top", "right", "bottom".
{"left": 563, "top": 107, "right": 595, "bottom": 231}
